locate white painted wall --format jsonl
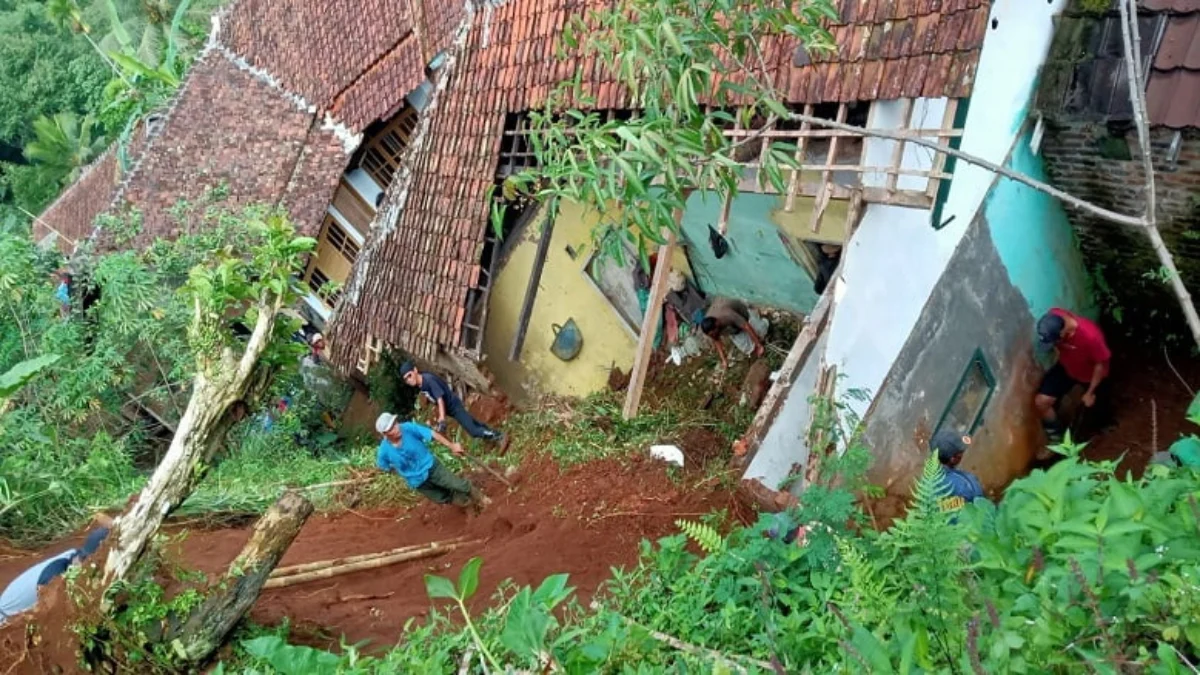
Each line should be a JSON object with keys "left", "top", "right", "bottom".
{"left": 745, "top": 331, "right": 828, "bottom": 489}
{"left": 745, "top": 0, "right": 1070, "bottom": 488}
{"left": 933, "top": 0, "right": 1070, "bottom": 259}
{"left": 861, "top": 97, "right": 948, "bottom": 193}
{"left": 825, "top": 0, "right": 1069, "bottom": 424}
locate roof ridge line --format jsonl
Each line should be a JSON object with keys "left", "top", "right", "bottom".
{"left": 334, "top": 0, "right": 478, "bottom": 319}
{"left": 327, "top": 30, "right": 420, "bottom": 117}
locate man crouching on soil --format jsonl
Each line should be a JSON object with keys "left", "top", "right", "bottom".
{"left": 375, "top": 412, "right": 490, "bottom": 511}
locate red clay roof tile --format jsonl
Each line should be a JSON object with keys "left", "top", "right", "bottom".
{"left": 1142, "top": 0, "right": 1200, "bottom": 10}
{"left": 1148, "top": 69, "right": 1200, "bottom": 127}
{"left": 1156, "top": 13, "right": 1200, "bottom": 70}
{"left": 1149, "top": 12, "right": 1200, "bottom": 127}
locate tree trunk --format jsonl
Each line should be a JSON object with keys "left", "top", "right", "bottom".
{"left": 168, "top": 490, "right": 313, "bottom": 663}
{"left": 102, "top": 297, "right": 283, "bottom": 591}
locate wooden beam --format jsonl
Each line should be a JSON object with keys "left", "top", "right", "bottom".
{"left": 724, "top": 127, "right": 963, "bottom": 139}
{"left": 717, "top": 191, "right": 733, "bottom": 235}
{"left": 622, "top": 214, "right": 680, "bottom": 420}
{"left": 811, "top": 103, "right": 848, "bottom": 233}
{"left": 508, "top": 208, "right": 555, "bottom": 361}
{"left": 733, "top": 291, "right": 833, "bottom": 465}
{"left": 784, "top": 104, "right": 814, "bottom": 212}
{"left": 926, "top": 99, "right": 959, "bottom": 199}
{"left": 886, "top": 99, "right": 914, "bottom": 194}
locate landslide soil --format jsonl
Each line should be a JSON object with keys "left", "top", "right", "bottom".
{"left": 0, "top": 439, "right": 745, "bottom": 670}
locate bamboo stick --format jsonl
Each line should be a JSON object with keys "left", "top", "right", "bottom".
{"left": 724, "top": 127, "right": 963, "bottom": 139}
{"left": 263, "top": 539, "right": 480, "bottom": 589}
{"left": 269, "top": 536, "right": 470, "bottom": 578}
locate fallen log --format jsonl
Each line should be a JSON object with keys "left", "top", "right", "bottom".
{"left": 167, "top": 490, "right": 313, "bottom": 663}
{"left": 263, "top": 539, "right": 480, "bottom": 589}
{"left": 269, "top": 536, "right": 470, "bottom": 578}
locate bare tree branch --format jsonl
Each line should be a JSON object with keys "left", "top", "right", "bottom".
{"left": 1119, "top": 0, "right": 1200, "bottom": 346}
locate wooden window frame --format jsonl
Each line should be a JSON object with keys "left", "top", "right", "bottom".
{"left": 359, "top": 106, "right": 419, "bottom": 189}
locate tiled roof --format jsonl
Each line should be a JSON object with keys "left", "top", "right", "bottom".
{"left": 1148, "top": 10, "right": 1200, "bottom": 127}
{"left": 35, "top": 124, "right": 152, "bottom": 253}
{"left": 330, "top": 36, "right": 428, "bottom": 131}
{"left": 1144, "top": 0, "right": 1200, "bottom": 11}
{"left": 1040, "top": 1, "right": 1200, "bottom": 128}
{"left": 218, "top": 0, "right": 466, "bottom": 132}
{"left": 100, "top": 53, "right": 340, "bottom": 249}
{"left": 37, "top": 152, "right": 119, "bottom": 253}
{"left": 219, "top": 0, "right": 415, "bottom": 112}
{"left": 326, "top": 0, "right": 993, "bottom": 370}
{"left": 41, "top": 1, "right": 442, "bottom": 250}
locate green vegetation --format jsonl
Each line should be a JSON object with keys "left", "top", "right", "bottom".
{"left": 0, "top": 0, "right": 219, "bottom": 221}
{"left": 0, "top": 206, "right": 367, "bottom": 547}
{"left": 216, "top": 433, "right": 1200, "bottom": 673}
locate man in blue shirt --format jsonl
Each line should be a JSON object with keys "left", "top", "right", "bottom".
{"left": 1, "top": 517, "right": 111, "bottom": 624}
{"left": 930, "top": 430, "right": 986, "bottom": 515}
{"left": 400, "top": 363, "right": 504, "bottom": 444}
{"left": 375, "top": 412, "right": 489, "bottom": 509}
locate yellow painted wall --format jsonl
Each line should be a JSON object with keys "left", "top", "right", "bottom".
{"left": 770, "top": 195, "right": 850, "bottom": 245}
{"left": 484, "top": 202, "right": 641, "bottom": 401}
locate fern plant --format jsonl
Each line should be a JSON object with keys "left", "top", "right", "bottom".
{"left": 676, "top": 519, "right": 724, "bottom": 555}
{"left": 833, "top": 536, "right": 897, "bottom": 629}
{"left": 874, "top": 454, "right": 974, "bottom": 669}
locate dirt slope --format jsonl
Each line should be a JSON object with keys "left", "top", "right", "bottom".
{"left": 0, "top": 449, "right": 745, "bottom": 670}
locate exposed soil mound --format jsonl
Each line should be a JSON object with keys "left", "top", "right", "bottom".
{"left": 468, "top": 394, "right": 511, "bottom": 427}
{"left": 0, "top": 452, "right": 742, "bottom": 667}
{"left": 1079, "top": 339, "right": 1200, "bottom": 476}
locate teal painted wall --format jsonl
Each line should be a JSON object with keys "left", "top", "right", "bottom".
{"left": 985, "top": 130, "right": 1096, "bottom": 320}
{"left": 680, "top": 192, "right": 818, "bottom": 313}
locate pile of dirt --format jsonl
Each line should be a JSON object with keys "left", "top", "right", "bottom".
{"left": 0, "top": 576, "right": 92, "bottom": 674}
{"left": 0, "top": 451, "right": 742, "bottom": 665}
{"left": 467, "top": 394, "right": 511, "bottom": 427}
{"left": 1079, "top": 339, "right": 1200, "bottom": 476}
{"left": 607, "top": 367, "right": 631, "bottom": 393}
{"left": 675, "top": 427, "right": 728, "bottom": 470}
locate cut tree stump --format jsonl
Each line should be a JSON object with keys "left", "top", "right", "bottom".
{"left": 167, "top": 490, "right": 313, "bottom": 663}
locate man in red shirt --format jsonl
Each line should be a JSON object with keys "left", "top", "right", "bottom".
{"left": 1034, "top": 308, "right": 1111, "bottom": 442}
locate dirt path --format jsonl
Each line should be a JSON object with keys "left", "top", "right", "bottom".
{"left": 0, "top": 449, "right": 744, "bottom": 661}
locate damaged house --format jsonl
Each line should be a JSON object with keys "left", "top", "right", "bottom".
{"left": 35, "top": 0, "right": 1122, "bottom": 507}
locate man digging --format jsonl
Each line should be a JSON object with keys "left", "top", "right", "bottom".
{"left": 401, "top": 362, "right": 505, "bottom": 445}
{"left": 1033, "top": 308, "right": 1111, "bottom": 445}
{"left": 375, "top": 412, "right": 490, "bottom": 511}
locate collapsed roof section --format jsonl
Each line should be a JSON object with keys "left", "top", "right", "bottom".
{"left": 325, "top": 0, "right": 994, "bottom": 372}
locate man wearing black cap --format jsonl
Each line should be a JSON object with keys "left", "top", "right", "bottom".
{"left": 1034, "top": 308, "right": 1111, "bottom": 442}
{"left": 0, "top": 515, "right": 111, "bottom": 624}
{"left": 400, "top": 363, "right": 504, "bottom": 443}
{"left": 930, "top": 430, "right": 985, "bottom": 514}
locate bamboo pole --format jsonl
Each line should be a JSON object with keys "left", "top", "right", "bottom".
{"left": 269, "top": 536, "right": 470, "bottom": 578}
{"left": 263, "top": 539, "right": 480, "bottom": 589}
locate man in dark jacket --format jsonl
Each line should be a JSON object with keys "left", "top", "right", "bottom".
{"left": 401, "top": 362, "right": 504, "bottom": 443}
{"left": 930, "top": 430, "right": 985, "bottom": 515}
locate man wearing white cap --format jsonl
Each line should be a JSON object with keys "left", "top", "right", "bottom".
{"left": 374, "top": 412, "right": 488, "bottom": 509}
